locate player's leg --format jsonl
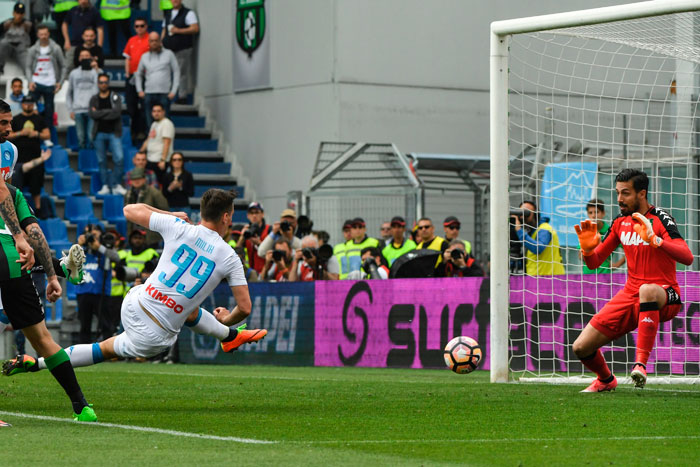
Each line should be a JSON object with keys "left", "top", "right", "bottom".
{"left": 632, "top": 283, "right": 669, "bottom": 388}
{"left": 573, "top": 324, "right": 616, "bottom": 392}
{"left": 185, "top": 307, "right": 267, "bottom": 352}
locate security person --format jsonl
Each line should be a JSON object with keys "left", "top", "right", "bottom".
{"left": 53, "top": 0, "right": 79, "bottom": 45}
{"left": 382, "top": 216, "right": 417, "bottom": 266}
{"left": 100, "top": 0, "right": 131, "bottom": 59}
{"left": 334, "top": 219, "right": 353, "bottom": 279}
{"left": 443, "top": 216, "right": 472, "bottom": 255}
{"left": 344, "top": 218, "right": 379, "bottom": 277}
{"left": 122, "top": 229, "right": 159, "bottom": 281}
{"left": 415, "top": 217, "right": 448, "bottom": 270}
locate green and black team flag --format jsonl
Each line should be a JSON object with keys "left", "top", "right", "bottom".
{"left": 0, "top": 184, "right": 37, "bottom": 280}
{"left": 236, "top": 0, "right": 265, "bottom": 57}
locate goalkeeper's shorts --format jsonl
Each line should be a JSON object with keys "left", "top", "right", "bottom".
{"left": 590, "top": 284, "right": 682, "bottom": 341}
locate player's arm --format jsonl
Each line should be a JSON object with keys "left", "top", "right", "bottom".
{"left": 123, "top": 203, "right": 189, "bottom": 228}
{"left": 632, "top": 212, "right": 693, "bottom": 266}
{"left": 213, "top": 285, "right": 252, "bottom": 326}
{"left": 0, "top": 181, "right": 33, "bottom": 270}
{"left": 24, "top": 223, "right": 61, "bottom": 302}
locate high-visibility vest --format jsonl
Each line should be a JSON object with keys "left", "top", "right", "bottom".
{"left": 345, "top": 236, "right": 379, "bottom": 275}
{"left": 124, "top": 248, "right": 159, "bottom": 272}
{"left": 54, "top": 0, "right": 79, "bottom": 13}
{"left": 417, "top": 236, "right": 447, "bottom": 268}
{"left": 382, "top": 238, "right": 417, "bottom": 266}
{"left": 100, "top": 0, "right": 131, "bottom": 21}
{"left": 160, "top": 0, "right": 173, "bottom": 10}
{"left": 525, "top": 222, "right": 565, "bottom": 276}
{"left": 334, "top": 242, "right": 349, "bottom": 279}
{"left": 110, "top": 249, "right": 128, "bottom": 297}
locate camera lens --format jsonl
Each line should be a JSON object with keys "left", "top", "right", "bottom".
{"left": 280, "top": 220, "right": 292, "bottom": 232}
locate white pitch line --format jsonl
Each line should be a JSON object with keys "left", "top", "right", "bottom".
{"left": 0, "top": 411, "right": 275, "bottom": 444}
{"left": 291, "top": 435, "right": 700, "bottom": 445}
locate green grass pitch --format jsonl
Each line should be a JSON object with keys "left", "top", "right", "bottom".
{"left": 1, "top": 363, "right": 699, "bottom": 466}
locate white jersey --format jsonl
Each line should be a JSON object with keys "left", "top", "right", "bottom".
{"left": 0, "top": 141, "right": 19, "bottom": 181}
{"left": 136, "top": 212, "right": 246, "bottom": 334}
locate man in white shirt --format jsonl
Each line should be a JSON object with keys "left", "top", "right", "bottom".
{"left": 139, "top": 102, "right": 174, "bottom": 183}
{"left": 4, "top": 189, "right": 267, "bottom": 376}
{"left": 25, "top": 24, "right": 66, "bottom": 131}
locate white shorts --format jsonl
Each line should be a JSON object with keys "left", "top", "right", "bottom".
{"left": 113, "top": 285, "right": 178, "bottom": 358}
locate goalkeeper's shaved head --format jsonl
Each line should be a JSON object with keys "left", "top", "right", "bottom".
{"left": 615, "top": 169, "right": 648, "bottom": 198}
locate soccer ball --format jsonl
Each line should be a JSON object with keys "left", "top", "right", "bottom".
{"left": 443, "top": 336, "right": 482, "bottom": 374}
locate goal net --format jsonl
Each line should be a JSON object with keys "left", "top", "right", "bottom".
{"left": 490, "top": 2, "right": 700, "bottom": 384}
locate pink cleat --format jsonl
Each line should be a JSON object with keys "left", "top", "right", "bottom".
{"left": 580, "top": 375, "right": 618, "bottom": 393}
{"left": 631, "top": 363, "right": 647, "bottom": 389}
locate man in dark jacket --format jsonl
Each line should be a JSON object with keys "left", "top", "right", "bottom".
{"left": 88, "top": 73, "right": 125, "bottom": 196}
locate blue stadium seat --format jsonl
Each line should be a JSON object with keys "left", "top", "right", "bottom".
{"left": 64, "top": 195, "right": 95, "bottom": 223}
{"left": 186, "top": 162, "right": 231, "bottom": 174}
{"left": 124, "top": 146, "right": 138, "bottom": 172}
{"left": 103, "top": 194, "right": 125, "bottom": 222}
{"left": 78, "top": 149, "right": 99, "bottom": 174}
{"left": 174, "top": 139, "right": 218, "bottom": 151}
{"left": 121, "top": 126, "right": 131, "bottom": 147}
{"left": 171, "top": 115, "right": 206, "bottom": 128}
{"left": 52, "top": 169, "right": 84, "bottom": 198}
{"left": 89, "top": 173, "right": 104, "bottom": 195}
{"left": 232, "top": 210, "right": 247, "bottom": 223}
{"left": 66, "top": 126, "right": 79, "bottom": 151}
{"left": 76, "top": 219, "right": 103, "bottom": 236}
{"left": 49, "top": 126, "right": 58, "bottom": 145}
{"left": 38, "top": 218, "right": 72, "bottom": 253}
{"left": 44, "top": 147, "right": 70, "bottom": 174}
{"left": 193, "top": 184, "right": 242, "bottom": 198}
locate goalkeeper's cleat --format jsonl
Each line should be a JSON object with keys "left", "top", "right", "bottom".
{"left": 2, "top": 354, "right": 36, "bottom": 376}
{"left": 73, "top": 404, "right": 97, "bottom": 422}
{"left": 60, "top": 244, "right": 85, "bottom": 285}
{"left": 631, "top": 363, "right": 647, "bottom": 389}
{"left": 220, "top": 324, "right": 267, "bottom": 353}
{"left": 580, "top": 375, "right": 618, "bottom": 393}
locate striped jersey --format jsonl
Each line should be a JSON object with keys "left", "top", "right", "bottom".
{"left": 136, "top": 213, "right": 247, "bottom": 334}
{"left": 0, "top": 184, "right": 38, "bottom": 280}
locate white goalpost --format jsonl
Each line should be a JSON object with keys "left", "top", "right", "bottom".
{"left": 490, "top": 0, "right": 700, "bottom": 384}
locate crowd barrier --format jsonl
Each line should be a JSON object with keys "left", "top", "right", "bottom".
{"left": 178, "top": 274, "right": 700, "bottom": 374}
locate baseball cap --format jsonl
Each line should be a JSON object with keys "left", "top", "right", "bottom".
{"left": 280, "top": 208, "right": 296, "bottom": 219}
{"left": 352, "top": 217, "right": 366, "bottom": 227}
{"left": 390, "top": 216, "right": 406, "bottom": 226}
{"left": 342, "top": 219, "right": 353, "bottom": 230}
{"left": 247, "top": 201, "right": 263, "bottom": 212}
{"left": 13, "top": 2, "right": 25, "bottom": 14}
{"left": 130, "top": 228, "right": 146, "bottom": 238}
{"left": 443, "top": 216, "right": 461, "bottom": 228}
{"left": 130, "top": 167, "right": 146, "bottom": 179}
{"left": 21, "top": 95, "right": 35, "bottom": 104}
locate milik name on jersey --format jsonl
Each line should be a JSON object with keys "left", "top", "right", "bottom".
{"left": 144, "top": 283, "right": 185, "bottom": 314}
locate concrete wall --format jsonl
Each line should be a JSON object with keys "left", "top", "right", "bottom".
{"left": 195, "top": 0, "right": 631, "bottom": 244}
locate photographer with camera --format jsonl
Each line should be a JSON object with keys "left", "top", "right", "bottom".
{"left": 289, "top": 235, "right": 339, "bottom": 281}
{"left": 258, "top": 208, "right": 302, "bottom": 258}
{"left": 346, "top": 247, "right": 389, "bottom": 280}
{"left": 75, "top": 223, "right": 121, "bottom": 344}
{"left": 260, "top": 237, "right": 293, "bottom": 282}
{"left": 511, "top": 200, "right": 565, "bottom": 276}
{"left": 441, "top": 240, "right": 484, "bottom": 277}
{"left": 239, "top": 202, "right": 271, "bottom": 273}
{"left": 345, "top": 217, "right": 380, "bottom": 278}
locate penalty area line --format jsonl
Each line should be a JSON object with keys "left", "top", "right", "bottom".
{"left": 0, "top": 411, "right": 275, "bottom": 444}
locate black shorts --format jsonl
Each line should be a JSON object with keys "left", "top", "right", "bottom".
{"left": 0, "top": 274, "right": 45, "bottom": 330}
{"left": 22, "top": 165, "right": 44, "bottom": 196}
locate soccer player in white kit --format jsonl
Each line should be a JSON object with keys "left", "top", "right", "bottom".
{"left": 3, "top": 189, "right": 267, "bottom": 374}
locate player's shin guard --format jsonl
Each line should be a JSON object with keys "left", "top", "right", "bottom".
{"left": 580, "top": 349, "right": 613, "bottom": 382}
{"left": 36, "top": 343, "right": 105, "bottom": 370}
{"left": 185, "top": 308, "right": 230, "bottom": 341}
{"left": 635, "top": 301, "right": 660, "bottom": 366}
{"left": 44, "top": 349, "right": 89, "bottom": 414}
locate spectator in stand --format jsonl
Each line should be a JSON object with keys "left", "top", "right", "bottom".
{"left": 161, "top": 151, "right": 193, "bottom": 215}
{"left": 52, "top": 0, "right": 78, "bottom": 46}
{"left": 99, "top": 0, "right": 131, "bottom": 59}
{"left": 240, "top": 201, "right": 271, "bottom": 273}
{"left": 289, "top": 234, "right": 339, "bottom": 282}
{"left": 136, "top": 32, "right": 179, "bottom": 126}
{"left": 416, "top": 217, "right": 448, "bottom": 272}
{"left": 333, "top": 219, "right": 353, "bottom": 279}
{"left": 258, "top": 209, "right": 302, "bottom": 258}
{"left": 260, "top": 238, "right": 292, "bottom": 282}
{"left": 89, "top": 73, "right": 126, "bottom": 196}
{"left": 513, "top": 200, "right": 565, "bottom": 276}
{"left": 62, "top": 0, "right": 104, "bottom": 72}
{"left": 314, "top": 230, "right": 330, "bottom": 247}
{"left": 123, "top": 17, "right": 150, "bottom": 142}
{"left": 161, "top": 0, "right": 198, "bottom": 103}
{"left": 66, "top": 48, "right": 100, "bottom": 150}
{"left": 125, "top": 150, "right": 159, "bottom": 188}
{"left": 28, "top": 0, "right": 50, "bottom": 27}
{"left": 139, "top": 102, "right": 174, "bottom": 183}
{"left": 26, "top": 23, "right": 65, "bottom": 131}
{"left": 0, "top": 2, "right": 34, "bottom": 75}
{"left": 124, "top": 167, "right": 169, "bottom": 248}
{"left": 441, "top": 240, "right": 484, "bottom": 278}
{"left": 8, "top": 95, "right": 50, "bottom": 218}
{"left": 382, "top": 216, "right": 416, "bottom": 267}
{"left": 344, "top": 217, "right": 379, "bottom": 278}
{"left": 8, "top": 77, "right": 25, "bottom": 115}
{"left": 71, "top": 26, "right": 104, "bottom": 70}
{"left": 379, "top": 221, "right": 392, "bottom": 247}
{"left": 443, "top": 216, "right": 472, "bottom": 255}
{"left": 358, "top": 247, "right": 390, "bottom": 280}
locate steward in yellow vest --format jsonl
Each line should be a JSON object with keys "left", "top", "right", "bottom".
{"left": 344, "top": 217, "right": 379, "bottom": 277}
{"left": 415, "top": 217, "right": 448, "bottom": 269}
{"left": 100, "top": 0, "right": 130, "bottom": 21}
{"left": 334, "top": 219, "right": 353, "bottom": 279}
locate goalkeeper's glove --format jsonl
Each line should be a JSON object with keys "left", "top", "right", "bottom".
{"left": 632, "top": 212, "right": 663, "bottom": 248}
{"left": 574, "top": 220, "right": 600, "bottom": 256}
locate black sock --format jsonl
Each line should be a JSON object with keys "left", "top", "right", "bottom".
{"left": 222, "top": 328, "right": 238, "bottom": 343}
{"left": 49, "top": 360, "right": 88, "bottom": 413}
{"left": 600, "top": 374, "right": 615, "bottom": 384}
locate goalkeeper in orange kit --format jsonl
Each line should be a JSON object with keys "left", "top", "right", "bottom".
{"left": 573, "top": 169, "right": 693, "bottom": 392}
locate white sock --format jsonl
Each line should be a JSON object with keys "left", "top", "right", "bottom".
{"left": 186, "top": 308, "right": 230, "bottom": 340}
{"left": 37, "top": 343, "right": 105, "bottom": 370}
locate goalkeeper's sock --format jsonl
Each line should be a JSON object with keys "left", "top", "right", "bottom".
{"left": 184, "top": 308, "right": 230, "bottom": 341}
{"left": 580, "top": 349, "right": 612, "bottom": 382}
{"left": 44, "top": 349, "right": 89, "bottom": 414}
{"left": 635, "top": 301, "right": 660, "bottom": 366}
